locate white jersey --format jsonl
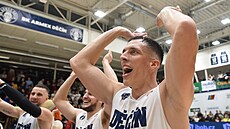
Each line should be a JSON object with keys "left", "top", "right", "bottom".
{"left": 109, "top": 86, "right": 171, "bottom": 129}
{"left": 75, "top": 110, "right": 103, "bottom": 129}
{"left": 16, "top": 112, "right": 40, "bottom": 129}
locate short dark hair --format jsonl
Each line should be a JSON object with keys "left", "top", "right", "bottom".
{"left": 34, "top": 84, "right": 50, "bottom": 94}
{"left": 128, "top": 36, "right": 164, "bottom": 64}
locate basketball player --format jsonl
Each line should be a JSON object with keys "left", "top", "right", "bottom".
{"left": 53, "top": 50, "right": 117, "bottom": 129}
{"left": 70, "top": 6, "right": 198, "bottom": 129}
{"left": 0, "top": 79, "right": 53, "bottom": 129}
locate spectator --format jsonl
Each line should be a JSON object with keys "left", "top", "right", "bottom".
{"left": 223, "top": 71, "right": 229, "bottom": 81}
{"left": 222, "top": 112, "right": 230, "bottom": 122}
{"left": 25, "top": 77, "right": 34, "bottom": 89}
{"left": 197, "top": 112, "right": 205, "bottom": 122}
{"left": 0, "top": 69, "right": 7, "bottom": 82}
{"left": 218, "top": 110, "right": 224, "bottom": 119}
{"left": 214, "top": 115, "right": 221, "bottom": 122}
{"left": 217, "top": 71, "right": 224, "bottom": 81}
{"left": 208, "top": 74, "right": 215, "bottom": 81}
{"left": 16, "top": 70, "right": 25, "bottom": 82}
{"left": 7, "top": 69, "right": 15, "bottom": 83}
{"left": 37, "top": 78, "right": 45, "bottom": 85}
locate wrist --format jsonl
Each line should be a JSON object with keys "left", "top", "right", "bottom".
{"left": 113, "top": 26, "right": 128, "bottom": 37}
{"left": 102, "top": 59, "right": 109, "bottom": 64}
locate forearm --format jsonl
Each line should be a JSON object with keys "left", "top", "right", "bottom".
{"left": 102, "top": 60, "right": 118, "bottom": 82}
{"left": 0, "top": 100, "right": 23, "bottom": 118}
{"left": 0, "top": 82, "right": 41, "bottom": 117}
{"left": 53, "top": 73, "right": 79, "bottom": 122}
{"left": 158, "top": 7, "right": 196, "bottom": 36}
{"left": 70, "top": 27, "right": 131, "bottom": 72}
{"left": 53, "top": 74, "right": 76, "bottom": 104}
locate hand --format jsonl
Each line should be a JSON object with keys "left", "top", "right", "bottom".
{"left": 156, "top": 6, "right": 182, "bottom": 27}
{"left": 133, "top": 31, "right": 148, "bottom": 37}
{"left": 174, "top": 5, "right": 182, "bottom": 12}
{"left": 115, "top": 26, "right": 134, "bottom": 40}
{"left": 70, "top": 71, "right": 77, "bottom": 78}
{"left": 0, "top": 79, "right": 5, "bottom": 85}
{"left": 103, "top": 50, "right": 113, "bottom": 64}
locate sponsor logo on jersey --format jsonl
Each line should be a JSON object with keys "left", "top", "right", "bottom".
{"left": 80, "top": 115, "right": 86, "bottom": 120}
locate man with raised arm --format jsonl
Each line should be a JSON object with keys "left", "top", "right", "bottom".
{"left": 0, "top": 79, "right": 53, "bottom": 129}
{"left": 54, "top": 50, "right": 117, "bottom": 129}
{"left": 70, "top": 6, "right": 198, "bottom": 129}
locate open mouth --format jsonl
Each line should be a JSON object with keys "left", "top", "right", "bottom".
{"left": 31, "top": 101, "right": 38, "bottom": 104}
{"left": 123, "top": 68, "right": 133, "bottom": 74}
{"left": 83, "top": 100, "right": 90, "bottom": 104}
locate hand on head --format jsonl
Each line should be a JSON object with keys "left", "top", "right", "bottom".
{"left": 133, "top": 31, "right": 148, "bottom": 37}
{"left": 156, "top": 5, "right": 182, "bottom": 27}
{"left": 116, "top": 26, "right": 134, "bottom": 40}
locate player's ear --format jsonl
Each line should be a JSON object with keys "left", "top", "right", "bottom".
{"left": 150, "top": 59, "right": 160, "bottom": 69}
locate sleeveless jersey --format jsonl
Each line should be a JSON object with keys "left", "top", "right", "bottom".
{"left": 109, "top": 86, "right": 171, "bottom": 129}
{"left": 16, "top": 112, "right": 40, "bottom": 129}
{"left": 75, "top": 110, "right": 103, "bottom": 129}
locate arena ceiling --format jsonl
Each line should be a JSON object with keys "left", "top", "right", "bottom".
{"left": 0, "top": 0, "right": 230, "bottom": 76}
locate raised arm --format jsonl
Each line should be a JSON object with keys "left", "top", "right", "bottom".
{"left": 0, "top": 79, "right": 53, "bottom": 123}
{"left": 70, "top": 27, "right": 134, "bottom": 105}
{"left": 157, "top": 6, "right": 198, "bottom": 109}
{"left": 0, "top": 98, "right": 23, "bottom": 118}
{"left": 53, "top": 71, "right": 81, "bottom": 122}
{"left": 102, "top": 50, "right": 118, "bottom": 82}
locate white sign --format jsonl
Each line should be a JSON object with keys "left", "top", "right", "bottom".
{"left": 201, "top": 80, "right": 216, "bottom": 91}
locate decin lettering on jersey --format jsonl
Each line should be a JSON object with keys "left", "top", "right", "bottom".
{"left": 110, "top": 107, "right": 147, "bottom": 129}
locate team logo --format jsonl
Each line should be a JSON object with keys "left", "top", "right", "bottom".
{"left": 70, "top": 28, "right": 83, "bottom": 42}
{"left": 121, "top": 93, "right": 130, "bottom": 100}
{"left": 0, "top": 6, "right": 18, "bottom": 23}
{"left": 79, "top": 115, "right": 85, "bottom": 120}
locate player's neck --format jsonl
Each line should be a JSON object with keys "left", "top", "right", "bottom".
{"left": 87, "top": 107, "right": 101, "bottom": 119}
{"left": 131, "top": 82, "right": 158, "bottom": 99}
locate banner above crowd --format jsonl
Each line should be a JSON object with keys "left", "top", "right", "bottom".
{"left": 0, "top": 4, "right": 83, "bottom": 42}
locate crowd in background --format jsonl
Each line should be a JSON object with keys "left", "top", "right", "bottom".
{"left": 189, "top": 110, "right": 230, "bottom": 122}
{"left": 0, "top": 66, "right": 229, "bottom": 128}
{"left": 0, "top": 67, "right": 85, "bottom": 129}
{"left": 207, "top": 70, "right": 230, "bottom": 82}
